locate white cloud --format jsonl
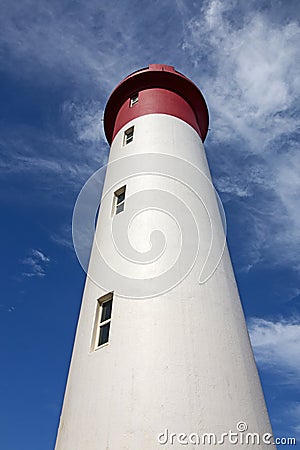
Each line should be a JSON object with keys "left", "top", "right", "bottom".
{"left": 290, "top": 402, "right": 300, "bottom": 439}
{"left": 0, "top": 305, "right": 16, "bottom": 313}
{"left": 0, "top": 0, "right": 183, "bottom": 197}
{"left": 180, "top": 0, "right": 300, "bottom": 271}
{"left": 0, "top": 122, "right": 109, "bottom": 199}
{"left": 0, "top": 0, "right": 135, "bottom": 194}
{"left": 269, "top": 399, "right": 300, "bottom": 440}
{"left": 183, "top": 0, "right": 300, "bottom": 151}
{"left": 21, "top": 248, "right": 50, "bottom": 278}
{"left": 215, "top": 176, "right": 251, "bottom": 198}
{"left": 0, "top": 0, "right": 157, "bottom": 91}
{"left": 249, "top": 317, "right": 300, "bottom": 381}
{"left": 31, "top": 249, "right": 49, "bottom": 262}
{"left": 62, "top": 101, "right": 105, "bottom": 143}
{"left": 0, "top": 1, "right": 111, "bottom": 88}
{"left": 51, "top": 224, "right": 74, "bottom": 250}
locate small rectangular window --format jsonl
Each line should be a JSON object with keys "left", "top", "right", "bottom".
{"left": 114, "top": 186, "right": 126, "bottom": 214}
{"left": 130, "top": 94, "right": 139, "bottom": 107}
{"left": 93, "top": 293, "right": 113, "bottom": 349}
{"left": 124, "top": 126, "right": 134, "bottom": 145}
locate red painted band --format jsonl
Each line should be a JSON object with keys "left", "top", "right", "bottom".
{"left": 114, "top": 88, "right": 201, "bottom": 140}
{"left": 104, "top": 65, "right": 209, "bottom": 144}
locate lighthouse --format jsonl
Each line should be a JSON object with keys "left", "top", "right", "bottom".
{"left": 55, "top": 64, "right": 274, "bottom": 449}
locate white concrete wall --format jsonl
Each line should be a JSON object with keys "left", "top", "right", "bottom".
{"left": 55, "top": 114, "right": 274, "bottom": 449}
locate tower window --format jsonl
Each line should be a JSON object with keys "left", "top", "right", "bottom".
{"left": 130, "top": 93, "right": 139, "bottom": 107}
{"left": 124, "top": 126, "right": 134, "bottom": 145}
{"left": 114, "top": 185, "right": 126, "bottom": 214}
{"left": 93, "top": 293, "right": 113, "bottom": 349}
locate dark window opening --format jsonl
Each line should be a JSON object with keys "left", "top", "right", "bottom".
{"left": 114, "top": 186, "right": 126, "bottom": 215}
{"left": 124, "top": 126, "right": 134, "bottom": 145}
{"left": 95, "top": 294, "right": 113, "bottom": 349}
{"left": 130, "top": 93, "right": 139, "bottom": 107}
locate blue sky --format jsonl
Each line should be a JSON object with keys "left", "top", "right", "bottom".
{"left": 0, "top": 0, "right": 300, "bottom": 448}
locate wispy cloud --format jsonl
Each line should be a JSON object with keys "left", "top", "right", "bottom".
{"left": 0, "top": 0, "right": 185, "bottom": 207}
{"left": 0, "top": 0, "right": 173, "bottom": 91}
{"left": 21, "top": 249, "right": 50, "bottom": 278}
{"left": 0, "top": 1, "right": 120, "bottom": 90}
{"left": 63, "top": 101, "right": 105, "bottom": 144}
{"left": 289, "top": 402, "right": 300, "bottom": 439}
{"left": 215, "top": 176, "right": 251, "bottom": 198}
{"left": 249, "top": 315, "right": 300, "bottom": 436}
{"left": 0, "top": 120, "right": 109, "bottom": 204}
{"left": 0, "top": 0, "right": 146, "bottom": 198}
{"left": 249, "top": 316, "right": 300, "bottom": 382}
{"left": 50, "top": 224, "right": 74, "bottom": 250}
{"left": 179, "top": 0, "right": 300, "bottom": 272}
{"left": 0, "top": 304, "right": 16, "bottom": 313}
{"left": 0, "top": 0, "right": 144, "bottom": 198}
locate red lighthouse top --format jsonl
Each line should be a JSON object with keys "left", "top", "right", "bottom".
{"left": 104, "top": 64, "right": 209, "bottom": 144}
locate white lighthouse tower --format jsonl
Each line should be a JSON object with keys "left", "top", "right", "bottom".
{"left": 55, "top": 64, "right": 274, "bottom": 449}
